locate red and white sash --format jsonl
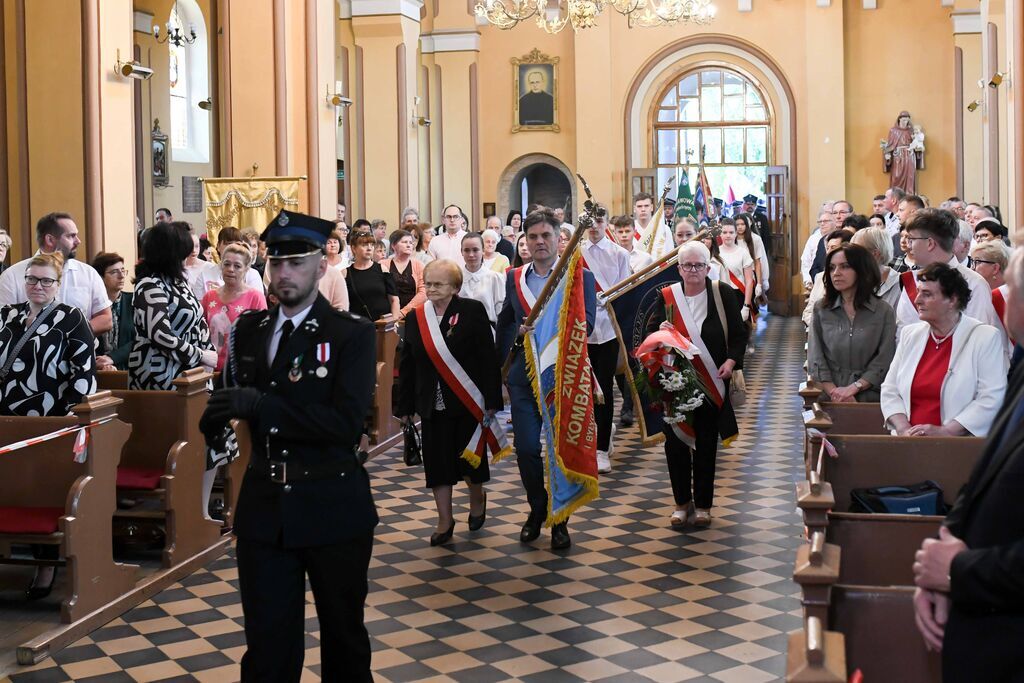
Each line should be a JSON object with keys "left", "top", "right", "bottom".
{"left": 578, "top": 251, "right": 605, "bottom": 293}
{"left": 901, "top": 270, "right": 918, "bottom": 309}
{"left": 417, "top": 301, "right": 512, "bottom": 467}
{"left": 663, "top": 284, "right": 727, "bottom": 408}
{"left": 993, "top": 284, "right": 1015, "bottom": 344}
{"left": 512, "top": 265, "right": 537, "bottom": 316}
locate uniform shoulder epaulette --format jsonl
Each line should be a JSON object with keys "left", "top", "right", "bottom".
{"left": 332, "top": 309, "right": 366, "bottom": 323}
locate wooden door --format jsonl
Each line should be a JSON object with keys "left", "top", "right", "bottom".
{"left": 765, "top": 165, "right": 792, "bottom": 315}
{"left": 629, "top": 168, "right": 656, "bottom": 203}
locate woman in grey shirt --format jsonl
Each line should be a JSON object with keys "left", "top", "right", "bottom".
{"left": 807, "top": 243, "right": 896, "bottom": 402}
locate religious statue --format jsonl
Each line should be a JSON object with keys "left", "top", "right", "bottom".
{"left": 880, "top": 111, "right": 925, "bottom": 194}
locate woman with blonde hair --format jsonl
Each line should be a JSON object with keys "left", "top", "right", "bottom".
{"left": 851, "top": 226, "right": 900, "bottom": 310}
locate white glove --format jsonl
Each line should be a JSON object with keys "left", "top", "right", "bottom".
{"left": 754, "top": 284, "right": 763, "bottom": 297}
{"left": 741, "top": 306, "right": 750, "bottom": 322}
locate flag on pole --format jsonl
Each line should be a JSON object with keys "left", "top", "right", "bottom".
{"left": 694, "top": 166, "right": 716, "bottom": 222}
{"left": 725, "top": 184, "right": 736, "bottom": 206}
{"left": 523, "top": 248, "right": 599, "bottom": 525}
{"left": 673, "top": 169, "right": 697, "bottom": 222}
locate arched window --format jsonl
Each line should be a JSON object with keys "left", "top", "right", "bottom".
{"left": 653, "top": 67, "right": 770, "bottom": 203}
{"left": 168, "top": 0, "right": 209, "bottom": 164}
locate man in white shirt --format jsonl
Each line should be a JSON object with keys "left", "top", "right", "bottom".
{"left": 632, "top": 192, "right": 655, "bottom": 240}
{"left": 0, "top": 212, "right": 112, "bottom": 334}
{"left": 612, "top": 215, "right": 653, "bottom": 274}
{"left": 458, "top": 233, "right": 504, "bottom": 327}
{"left": 895, "top": 208, "right": 1002, "bottom": 336}
{"left": 581, "top": 209, "right": 632, "bottom": 474}
{"left": 800, "top": 210, "right": 830, "bottom": 290}
{"left": 189, "top": 226, "right": 266, "bottom": 301}
{"left": 427, "top": 204, "right": 467, "bottom": 265}
{"left": 884, "top": 187, "right": 905, "bottom": 237}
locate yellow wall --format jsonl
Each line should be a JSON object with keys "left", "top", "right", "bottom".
{"left": 843, "top": 0, "right": 956, "bottom": 209}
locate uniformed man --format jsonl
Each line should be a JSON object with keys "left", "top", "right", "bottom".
{"left": 200, "top": 209, "right": 378, "bottom": 682}
{"left": 742, "top": 193, "right": 773, "bottom": 258}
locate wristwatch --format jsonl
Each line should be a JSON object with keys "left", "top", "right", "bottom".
{"left": 854, "top": 379, "right": 867, "bottom": 390}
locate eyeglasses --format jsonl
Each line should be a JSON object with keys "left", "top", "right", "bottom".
{"left": 443, "top": 214, "right": 461, "bottom": 221}
{"left": 905, "top": 236, "right": 931, "bottom": 242}
{"left": 679, "top": 263, "right": 708, "bottom": 272}
{"left": 25, "top": 275, "right": 58, "bottom": 287}
{"left": 105, "top": 268, "right": 128, "bottom": 277}
{"left": 972, "top": 259, "right": 998, "bottom": 267}
{"left": 423, "top": 281, "right": 453, "bottom": 289}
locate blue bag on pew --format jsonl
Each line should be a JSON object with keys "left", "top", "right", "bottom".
{"left": 849, "top": 480, "right": 949, "bottom": 516}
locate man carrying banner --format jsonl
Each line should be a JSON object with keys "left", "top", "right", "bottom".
{"left": 497, "top": 208, "right": 597, "bottom": 549}
{"left": 581, "top": 207, "right": 632, "bottom": 473}
{"left": 644, "top": 241, "right": 747, "bottom": 527}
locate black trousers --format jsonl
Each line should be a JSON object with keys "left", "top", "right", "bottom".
{"left": 615, "top": 372, "right": 634, "bottom": 413}
{"left": 662, "top": 400, "right": 721, "bottom": 509}
{"left": 588, "top": 339, "right": 620, "bottom": 452}
{"left": 236, "top": 532, "right": 374, "bottom": 683}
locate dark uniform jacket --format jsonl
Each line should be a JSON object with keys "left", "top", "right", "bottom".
{"left": 645, "top": 279, "right": 748, "bottom": 440}
{"left": 397, "top": 296, "right": 503, "bottom": 420}
{"left": 942, "top": 361, "right": 1024, "bottom": 682}
{"left": 224, "top": 294, "right": 378, "bottom": 548}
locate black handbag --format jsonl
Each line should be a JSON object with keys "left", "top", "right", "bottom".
{"left": 402, "top": 420, "right": 422, "bottom": 466}
{"left": 850, "top": 480, "right": 948, "bottom": 516}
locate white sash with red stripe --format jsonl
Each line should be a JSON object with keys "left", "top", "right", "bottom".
{"left": 513, "top": 265, "right": 536, "bottom": 316}
{"left": 664, "top": 284, "right": 727, "bottom": 409}
{"left": 417, "top": 301, "right": 512, "bottom": 467}
{"left": 578, "top": 252, "right": 605, "bottom": 292}
{"left": 994, "top": 284, "right": 1014, "bottom": 344}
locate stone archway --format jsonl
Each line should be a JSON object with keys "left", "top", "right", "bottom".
{"left": 497, "top": 153, "right": 577, "bottom": 225}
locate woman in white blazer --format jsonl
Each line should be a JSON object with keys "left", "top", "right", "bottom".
{"left": 881, "top": 263, "right": 1008, "bottom": 437}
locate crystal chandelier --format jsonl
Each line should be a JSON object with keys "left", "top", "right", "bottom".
{"left": 474, "top": 0, "right": 716, "bottom": 33}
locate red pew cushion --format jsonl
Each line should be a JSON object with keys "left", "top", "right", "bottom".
{"left": 0, "top": 506, "right": 64, "bottom": 534}
{"left": 116, "top": 466, "right": 164, "bottom": 490}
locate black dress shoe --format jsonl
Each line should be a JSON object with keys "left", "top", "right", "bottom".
{"left": 550, "top": 522, "right": 571, "bottom": 550}
{"left": 619, "top": 410, "right": 634, "bottom": 427}
{"left": 520, "top": 515, "right": 542, "bottom": 543}
{"left": 26, "top": 568, "right": 57, "bottom": 600}
{"left": 468, "top": 494, "right": 487, "bottom": 531}
{"left": 430, "top": 521, "right": 455, "bottom": 547}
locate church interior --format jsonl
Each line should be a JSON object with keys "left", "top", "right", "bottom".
{"left": 1, "top": 0, "right": 1023, "bottom": 681}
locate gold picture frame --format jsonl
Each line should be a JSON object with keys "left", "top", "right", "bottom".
{"left": 512, "top": 49, "right": 560, "bottom": 133}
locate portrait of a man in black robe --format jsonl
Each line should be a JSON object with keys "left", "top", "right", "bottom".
{"left": 518, "top": 67, "right": 554, "bottom": 127}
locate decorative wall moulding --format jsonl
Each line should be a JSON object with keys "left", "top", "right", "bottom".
{"left": 133, "top": 10, "right": 154, "bottom": 34}
{"left": 344, "top": 0, "right": 424, "bottom": 22}
{"left": 420, "top": 31, "right": 481, "bottom": 54}
{"left": 951, "top": 10, "right": 982, "bottom": 35}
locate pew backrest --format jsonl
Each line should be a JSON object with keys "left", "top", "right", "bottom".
{"left": 827, "top": 512, "right": 942, "bottom": 586}
{"left": 821, "top": 434, "right": 985, "bottom": 512}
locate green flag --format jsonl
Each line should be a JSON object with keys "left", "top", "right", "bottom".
{"left": 673, "top": 169, "right": 696, "bottom": 221}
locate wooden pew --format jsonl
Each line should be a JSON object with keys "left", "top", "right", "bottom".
{"left": 793, "top": 514, "right": 942, "bottom": 621}
{"left": 797, "top": 434, "right": 984, "bottom": 534}
{"left": 787, "top": 588, "right": 941, "bottom": 683}
{"left": 96, "top": 370, "right": 129, "bottom": 391}
{"left": 802, "top": 402, "right": 887, "bottom": 479}
{"left": 798, "top": 379, "right": 827, "bottom": 411}
{"left": 370, "top": 319, "right": 400, "bottom": 446}
{"left": 0, "top": 393, "right": 137, "bottom": 623}
{"left": 107, "top": 369, "right": 222, "bottom": 567}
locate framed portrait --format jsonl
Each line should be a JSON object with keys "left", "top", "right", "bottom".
{"left": 483, "top": 202, "right": 496, "bottom": 218}
{"left": 151, "top": 119, "right": 169, "bottom": 188}
{"left": 512, "top": 49, "right": 559, "bottom": 133}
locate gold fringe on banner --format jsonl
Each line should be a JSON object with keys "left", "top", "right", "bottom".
{"left": 201, "top": 176, "right": 303, "bottom": 246}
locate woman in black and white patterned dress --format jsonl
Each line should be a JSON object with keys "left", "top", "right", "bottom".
{"left": 128, "top": 222, "right": 217, "bottom": 390}
{"left": 0, "top": 251, "right": 97, "bottom": 599}
{"left": 0, "top": 252, "right": 97, "bottom": 416}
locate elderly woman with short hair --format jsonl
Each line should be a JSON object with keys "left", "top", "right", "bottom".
{"left": 646, "top": 241, "right": 747, "bottom": 528}
{"left": 481, "top": 229, "right": 511, "bottom": 273}
{"left": 807, "top": 244, "right": 896, "bottom": 403}
{"left": 882, "top": 263, "right": 1008, "bottom": 437}
{"left": 397, "top": 259, "right": 503, "bottom": 546}
{"left": 851, "top": 226, "right": 900, "bottom": 310}
{"left": 971, "top": 240, "right": 1013, "bottom": 346}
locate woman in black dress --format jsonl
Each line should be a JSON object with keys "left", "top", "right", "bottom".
{"left": 398, "top": 260, "right": 503, "bottom": 546}
{"left": 346, "top": 229, "right": 400, "bottom": 321}
{"left": 0, "top": 251, "right": 97, "bottom": 598}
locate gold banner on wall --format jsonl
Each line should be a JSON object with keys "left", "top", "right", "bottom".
{"left": 201, "top": 176, "right": 304, "bottom": 246}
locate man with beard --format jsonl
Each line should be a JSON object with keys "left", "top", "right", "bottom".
{"left": 200, "top": 209, "right": 378, "bottom": 682}
{"left": 0, "top": 212, "right": 111, "bottom": 333}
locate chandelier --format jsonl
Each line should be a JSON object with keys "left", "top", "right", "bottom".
{"left": 474, "top": 0, "right": 716, "bottom": 33}
{"left": 153, "top": 3, "right": 197, "bottom": 48}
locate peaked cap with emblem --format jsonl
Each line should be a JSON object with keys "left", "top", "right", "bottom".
{"left": 261, "top": 209, "right": 336, "bottom": 257}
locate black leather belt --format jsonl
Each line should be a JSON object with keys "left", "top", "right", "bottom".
{"left": 249, "top": 457, "right": 359, "bottom": 484}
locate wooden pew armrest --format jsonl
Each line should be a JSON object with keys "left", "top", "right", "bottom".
{"left": 786, "top": 617, "right": 847, "bottom": 682}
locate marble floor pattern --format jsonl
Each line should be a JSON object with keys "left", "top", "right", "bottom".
{"left": 6, "top": 315, "right": 808, "bottom": 683}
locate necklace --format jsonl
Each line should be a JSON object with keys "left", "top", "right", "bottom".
{"left": 929, "top": 316, "right": 960, "bottom": 348}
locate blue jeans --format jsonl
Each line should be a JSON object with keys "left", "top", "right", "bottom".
{"left": 507, "top": 383, "right": 548, "bottom": 519}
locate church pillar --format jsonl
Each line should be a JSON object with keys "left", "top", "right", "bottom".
{"left": 305, "top": 0, "right": 339, "bottom": 219}
{"left": 804, "top": 0, "right": 846, "bottom": 204}
{"left": 350, "top": 1, "right": 422, "bottom": 224}
{"left": 423, "top": 32, "right": 480, "bottom": 227}
{"left": 573, "top": 19, "right": 615, "bottom": 212}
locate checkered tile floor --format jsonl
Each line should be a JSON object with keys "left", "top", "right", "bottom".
{"left": 7, "top": 316, "right": 807, "bottom": 682}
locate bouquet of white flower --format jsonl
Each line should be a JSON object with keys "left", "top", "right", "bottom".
{"left": 634, "top": 322, "right": 710, "bottom": 436}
